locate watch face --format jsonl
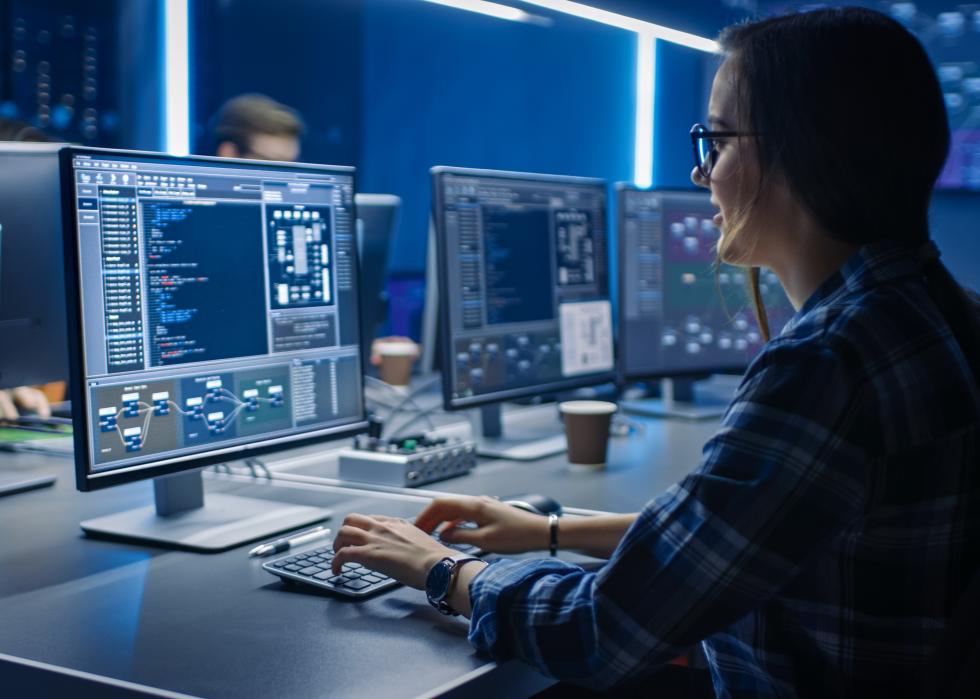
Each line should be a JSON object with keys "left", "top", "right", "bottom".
{"left": 426, "top": 558, "right": 454, "bottom": 602}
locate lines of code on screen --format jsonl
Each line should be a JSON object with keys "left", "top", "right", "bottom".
{"left": 143, "top": 200, "right": 268, "bottom": 367}
{"left": 482, "top": 206, "right": 554, "bottom": 325}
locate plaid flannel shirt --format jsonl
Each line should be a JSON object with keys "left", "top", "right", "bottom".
{"left": 468, "top": 241, "right": 980, "bottom": 697}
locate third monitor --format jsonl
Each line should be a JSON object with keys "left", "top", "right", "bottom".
{"left": 616, "top": 184, "right": 793, "bottom": 418}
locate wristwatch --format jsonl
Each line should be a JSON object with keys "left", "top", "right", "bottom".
{"left": 425, "top": 555, "right": 481, "bottom": 615}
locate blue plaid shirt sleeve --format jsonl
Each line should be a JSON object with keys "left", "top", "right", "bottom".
{"left": 467, "top": 335, "right": 871, "bottom": 690}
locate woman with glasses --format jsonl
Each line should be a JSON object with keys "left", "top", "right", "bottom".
{"left": 332, "top": 7, "right": 980, "bottom": 697}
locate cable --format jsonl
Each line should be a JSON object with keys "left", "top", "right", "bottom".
{"left": 364, "top": 375, "right": 442, "bottom": 436}
{"left": 243, "top": 456, "right": 272, "bottom": 479}
{"left": 610, "top": 414, "right": 645, "bottom": 437}
{"left": 364, "top": 376, "right": 424, "bottom": 413}
{"left": 387, "top": 404, "right": 442, "bottom": 439}
{"left": 383, "top": 376, "right": 441, "bottom": 426}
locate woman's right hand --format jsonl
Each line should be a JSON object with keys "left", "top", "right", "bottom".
{"left": 414, "top": 495, "right": 551, "bottom": 554}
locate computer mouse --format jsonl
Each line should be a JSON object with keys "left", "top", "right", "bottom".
{"left": 502, "top": 493, "right": 563, "bottom": 517}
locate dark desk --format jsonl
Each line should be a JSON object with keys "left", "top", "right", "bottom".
{"left": 0, "top": 454, "right": 554, "bottom": 698}
{"left": 0, "top": 407, "right": 719, "bottom": 698}
{"left": 270, "top": 405, "right": 718, "bottom": 515}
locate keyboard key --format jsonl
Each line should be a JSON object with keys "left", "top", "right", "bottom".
{"left": 307, "top": 556, "right": 325, "bottom": 564}
{"left": 327, "top": 575, "right": 347, "bottom": 585}
{"left": 342, "top": 579, "right": 371, "bottom": 590}
{"left": 361, "top": 575, "right": 382, "bottom": 584}
{"left": 272, "top": 561, "right": 287, "bottom": 568}
{"left": 372, "top": 572, "right": 389, "bottom": 580}
{"left": 313, "top": 571, "right": 333, "bottom": 580}
{"left": 342, "top": 563, "right": 361, "bottom": 571}
{"left": 298, "top": 566, "right": 320, "bottom": 576}
{"left": 284, "top": 564, "right": 302, "bottom": 572}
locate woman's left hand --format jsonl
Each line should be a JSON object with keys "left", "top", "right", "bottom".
{"left": 331, "top": 513, "right": 458, "bottom": 589}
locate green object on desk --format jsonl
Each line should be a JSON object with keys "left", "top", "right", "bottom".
{"left": 0, "top": 425, "right": 72, "bottom": 443}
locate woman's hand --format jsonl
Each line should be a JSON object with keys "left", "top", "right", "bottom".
{"left": 415, "top": 495, "right": 550, "bottom": 554}
{"left": 331, "top": 514, "right": 458, "bottom": 589}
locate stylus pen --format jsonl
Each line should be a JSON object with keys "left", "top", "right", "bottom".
{"left": 248, "top": 525, "right": 331, "bottom": 558}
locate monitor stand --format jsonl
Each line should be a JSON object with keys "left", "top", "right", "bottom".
{"left": 619, "top": 378, "right": 731, "bottom": 421}
{"left": 0, "top": 470, "right": 56, "bottom": 497}
{"left": 470, "top": 404, "right": 567, "bottom": 461}
{"left": 80, "top": 469, "right": 331, "bottom": 553}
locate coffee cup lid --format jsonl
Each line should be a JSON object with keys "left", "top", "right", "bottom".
{"left": 558, "top": 400, "right": 617, "bottom": 416}
{"left": 378, "top": 341, "right": 419, "bottom": 357}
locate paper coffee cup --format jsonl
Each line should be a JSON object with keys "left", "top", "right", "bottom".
{"left": 559, "top": 400, "right": 617, "bottom": 468}
{"left": 378, "top": 341, "right": 418, "bottom": 387}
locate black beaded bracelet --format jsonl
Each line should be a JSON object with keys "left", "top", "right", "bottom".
{"left": 548, "top": 513, "right": 559, "bottom": 557}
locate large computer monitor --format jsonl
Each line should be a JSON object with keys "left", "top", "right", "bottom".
{"left": 432, "top": 166, "right": 614, "bottom": 459}
{"left": 0, "top": 143, "right": 68, "bottom": 389}
{"left": 616, "top": 184, "right": 793, "bottom": 418}
{"left": 61, "top": 147, "right": 368, "bottom": 550}
{"left": 355, "top": 193, "right": 400, "bottom": 346}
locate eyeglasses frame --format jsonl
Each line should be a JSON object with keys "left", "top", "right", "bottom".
{"left": 690, "top": 123, "right": 756, "bottom": 179}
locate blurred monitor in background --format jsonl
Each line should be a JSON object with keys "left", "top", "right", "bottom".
{"left": 210, "top": 93, "right": 304, "bottom": 162}
{"left": 0, "top": 118, "right": 64, "bottom": 419}
{"left": 355, "top": 193, "right": 400, "bottom": 347}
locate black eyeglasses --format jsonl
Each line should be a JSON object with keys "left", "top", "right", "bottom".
{"left": 690, "top": 123, "right": 754, "bottom": 179}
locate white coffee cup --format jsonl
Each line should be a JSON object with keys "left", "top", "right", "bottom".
{"left": 378, "top": 340, "right": 419, "bottom": 387}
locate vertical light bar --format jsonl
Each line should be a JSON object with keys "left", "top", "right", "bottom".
{"left": 164, "top": 0, "right": 190, "bottom": 155}
{"left": 633, "top": 34, "right": 655, "bottom": 188}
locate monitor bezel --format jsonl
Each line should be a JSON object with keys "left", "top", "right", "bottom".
{"left": 61, "top": 146, "right": 369, "bottom": 492}
{"left": 614, "top": 182, "right": 755, "bottom": 382}
{"left": 432, "top": 165, "right": 617, "bottom": 412}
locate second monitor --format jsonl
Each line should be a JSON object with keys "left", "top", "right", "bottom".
{"left": 432, "top": 166, "right": 615, "bottom": 459}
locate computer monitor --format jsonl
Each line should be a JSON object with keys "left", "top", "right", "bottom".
{"left": 354, "top": 193, "right": 400, "bottom": 346}
{"left": 928, "top": 190, "right": 980, "bottom": 293}
{"left": 616, "top": 184, "right": 793, "bottom": 418}
{"left": 61, "top": 147, "right": 368, "bottom": 550}
{"left": 0, "top": 143, "right": 68, "bottom": 389}
{"left": 432, "top": 166, "right": 614, "bottom": 459}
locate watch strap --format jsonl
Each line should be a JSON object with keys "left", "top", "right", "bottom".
{"left": 427, "top": 555, "right": 481, "bottom": 616}
{"left": 548, "top": 513, "right": 559, "bottom": 557}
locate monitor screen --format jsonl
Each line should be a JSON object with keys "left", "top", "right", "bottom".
{"left": 62, "top": 148, "right": 367, "bottom": 490}
{"left": 433, "top": 167, "right": 615, "bottom": 410}
{"left": 617, "top": 186, "right": 793, "bottom": 380}
{"left": 0, "top": 143, "right": 68, "bottom": 389}
{"left": 354, "top": 193, "right": 399, "bottom": 345}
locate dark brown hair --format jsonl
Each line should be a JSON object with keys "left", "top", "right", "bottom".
{"left": 717, "top": 7, "right": 953, "bottom": 340}
{"left": 211, "top": 93, "right": 304, "bottom": 155}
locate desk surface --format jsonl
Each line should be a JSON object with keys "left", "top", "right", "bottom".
{"left": 0, "top": 455, "right": 564, "bottom": 698}
{"left": 0, "top": 406, "right": 720, "bottom": 698}
{"left": 272, "top": 404, "right": 717, "bottom": 515}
